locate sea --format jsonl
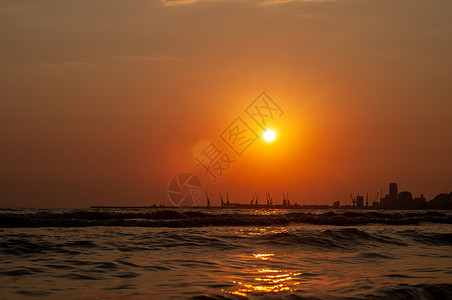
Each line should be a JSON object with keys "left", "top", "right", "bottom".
{"left": 0, "top": 208, "right": 451, "bottom": 299}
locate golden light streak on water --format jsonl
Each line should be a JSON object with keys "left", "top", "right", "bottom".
{"left": 227, "top": 253, "right": 303, "bottom": 296}
{"left": 253, "top": 253, "right": 274, "bottom": 260}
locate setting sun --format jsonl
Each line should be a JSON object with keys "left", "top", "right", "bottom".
{"left": 263, "top": 129, "right": 276, "bottom": 142}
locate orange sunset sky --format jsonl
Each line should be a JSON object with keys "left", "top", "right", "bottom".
{"left": 1, "top": 0, "right": 451, "bottom": 207}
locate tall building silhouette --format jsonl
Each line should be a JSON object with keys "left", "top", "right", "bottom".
{"left": 398, "top": 191, "right": 413, "bottom": 209}
{"left": 380, "top": 183, "right": 398, "bottom": 209}
{"left": 389, "top": 183, "right": 398, "bottom": 199}
{"left": 380, "top": 182, "right": 427, "bottom": 209}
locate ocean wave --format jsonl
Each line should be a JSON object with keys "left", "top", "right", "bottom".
{"left": 1, "top": 209, "right": 451, "bottom": 228}
{"left": 252, "top": 227, "right": 409, "bottom": 249}
{"left": 190, "top": 284, "right": 452, "bottom": 299}
{"left": 0, "top": 220, "right": 451, "bottom": 300}
{"left": 397, "top": 230, "right": 452, "bottom": 246}
{"left": 3, "top": 227, "right": 443, "bottom": 260}
{"left": 368, "top": 283, "right": 452, "bottom": 300}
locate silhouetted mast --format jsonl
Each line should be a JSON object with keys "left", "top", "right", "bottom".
{"left": 206, "top": 191, "right": 210, "bottom": 207}
{"left": 350, "top": 193, "right": 356, "bottom": 206}
{"left": 266, "top": 192, "right": 273, "bottom": 205}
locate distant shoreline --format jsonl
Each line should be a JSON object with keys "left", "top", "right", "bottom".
{"left": 90, "top": 205, "right": 452, "bottom": 210}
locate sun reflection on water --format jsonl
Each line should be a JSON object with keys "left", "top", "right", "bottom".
{"left": 237, "top": 227, "right": 288, "bottom": 236}
{"left": 253, "top": 253, "right": 274, "bottom": 260}
{"left": 223, "top": 254, "right": 303, "bottom": 297}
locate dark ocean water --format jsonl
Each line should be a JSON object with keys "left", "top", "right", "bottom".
{"left": 0, "top": 208, "right": 451, "bottom": 299}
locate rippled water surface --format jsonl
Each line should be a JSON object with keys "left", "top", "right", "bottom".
{"left": 1, "top": 208, "right": 451, "bottom": 299}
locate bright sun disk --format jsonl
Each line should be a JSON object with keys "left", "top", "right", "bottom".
{"left": 263, "top": 129, "right": 276, "bottom": 142}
